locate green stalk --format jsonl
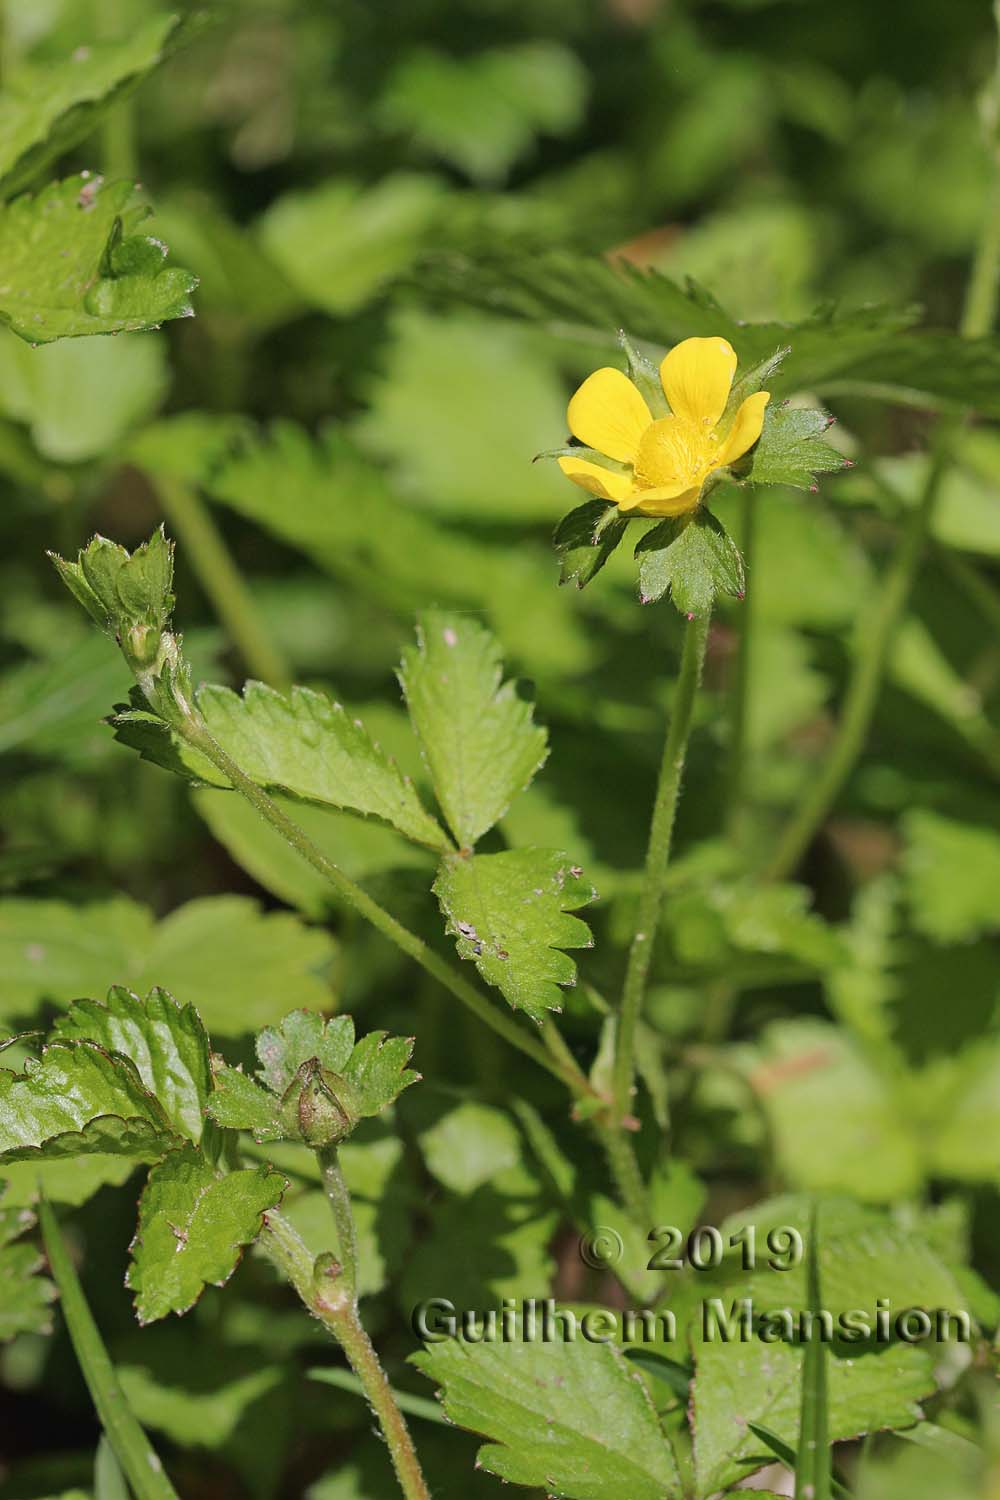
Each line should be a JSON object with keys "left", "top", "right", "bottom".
{"left": 726, "top": 486, "right": 756, "bottom": 838}
{"left": 766, "top": 61, "right": 1000, "bottom": 881}
{"left": 316, "top": 1144, "right": 358, "bottom": 1296}
{"left": 95, "top": 0, "right": 137, "bottom": 180}
{"left": 611, "top": 614, "right": 710, "bottom": 1158}
{"left": 259, "top": 1211, "right": 430, "bottom": 1500}
{"left": 39, "top": 1201, "right": 179, "bottom": 1500}
{"left": 152, "top": 475, "right": 293, "bottom": 691}
{"left": 177, "top": 712, "right": 593, "bottom": 1101}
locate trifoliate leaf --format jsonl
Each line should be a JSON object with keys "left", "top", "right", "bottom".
{"left": 692, "top": 1333, "right": 935, "bottom": 1495}
{"left": 399, "top": 611, "right": 548, "bottom": 849}
{"left": 434, "top": 849, "right": 595, "bottom": 1021}
{"left": 378, "top": 43, "right": 586, "bottom": 184}
{"left": 0, "top": 1041, "right": 177, "bottom": 1163}
{"left": 113, "top": 680, "right": 450, "bottom": 852}
{"left": 0, "top": 13, "right": 202, "bottom": 198}
{"left": 0, "top": 894, "right": 335, "bottom": 1038}
{"left": 743, "top": 404, "right": 845, "bottom": 489}
{"left": 51, "top": 987, "right": 211, "bottom": 1145}
{"left": 256, "top": 1011, "right": 355, "bottom": 1095}
{"left": 257, "top": 173, "right": 443, "bottom": 317}
{"left": 0, "top": 176, "right": 197, "bottom": 343}
{"left": 636, "top": 509, "right": 744, "bottom": 615}
{"left": 126, "top": 1143, "right": 285, "bottom": 1324}
{"left": 413, "top": 1335, "right": 681, "bottom": 1500}
{"left": 553, "top": 499, "right": 629, "bottom": 589}
{"left": 0, "top": 1207, "right": 56, "bottom": 1341}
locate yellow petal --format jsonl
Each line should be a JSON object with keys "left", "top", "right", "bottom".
{"left": 659, "top": 336, "right": 737, "bottom": 428}
{"left": 567, "top": 368, "right": 651, "bottom": 462}
{"left": 619, "top": 480, "right": 700, "bottom": 517}
{"left": 715, "top": 391, "right": 770, "bottom": 468}
{"left": 557, "top": 456, "right": 633, "bottom": 503}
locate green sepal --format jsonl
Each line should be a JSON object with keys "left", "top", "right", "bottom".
{"left": 619, "top": 329, "right": 667, "bottom": 416}
{"left": 723, "top": 345, "right": 790, "bottom": 424}
{"left": 276, "top": 1059, "right": 361, "bottom": 1148}
{"left": 636, "top": 508, "right": 745, "bottom": 615}
{"left": 553, "top": 499, "right": 630, "bottom": 589}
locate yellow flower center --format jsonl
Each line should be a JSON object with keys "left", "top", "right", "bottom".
{"left": 632, "top": 415, "right": 720, "bottom": 492}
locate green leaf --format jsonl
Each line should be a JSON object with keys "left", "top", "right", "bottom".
{"left": 418, "top": 1101, "right": 523, "bottom": 1194}
{"left": 434, "top": 849, "right": 595, "bottom": 1022}
{"left": 0, "top": 175, "right": 197, "bottom": 343}
{"left": 257, "top": 174, "right": 443, "bottom": 317}
{"left": 205, "top": 1065, "right": 281, "bottom": 1142}
{"left": 126, "top": 1144, "right": 285, "bottom": 1324}
{"left": 636, "top": 509, "right": 744, "bottom": 615}
{"left": 1, "top": 1154, "right": 136, "bottom": 1209}
{"left": 552, "top": 500, "right": 630, "bottom": 590}
{"left": 0, "top": 13, "right": 201, "bottom": 198}
{"left": 743, "top": 404, "right": 845, "bottom": 489}
{"left": 0, "top": 1040, "right": 177, "bottom": 1163}
{"left": 925, "top": 1039, "right": 1000, "bottom": 1182}
{"left": 0, "top": 1206, "right": 56, "bottom": 1341}
{"left": 117, "top": 680, "right": 450, "bottom": 852}
{"left": 378, "top": 43, "right": 586, "bottom": 184}
{"left": 343, "top": 1029, "right": 420, "bottom": 1118}
{"left": 413, "top": 1335, "right": 682, "bottom": 1500}
{"left": 901, "top": 810, "right": 1000, "bottom": 943}
{"left": 0, "top": 894, "right": 336, "bottom": 1038}
{"left": 400, "top": 611, "right": 548, "bottom": 848}
{"left": 693, "top": 1336, "right": 934, "bottom": 1495}
{"left": 51, "top": 987, "right": 211, "bottom": 1144}
{"left": 743, "top": 1021, "right": 921, "bottom": 1200}
{"left": 256, "top": 1011, "right": 355, "bottom": 1095}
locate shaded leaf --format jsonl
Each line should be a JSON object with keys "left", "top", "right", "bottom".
{"left": 0, "top": 1206, "right": 56, "bottom": 1341}
{"left": 434, "top": 849, "right": 595, "bottom": 1022}
{"left": 553, "top": 499, "right": 629, "bottom": 590}
{"left": 400, "top": 611, "right": 547, "bottom": 848}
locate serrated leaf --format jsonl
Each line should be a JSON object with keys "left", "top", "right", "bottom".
{"left": 0, "top": 13, "right": 201, "bottom": 198}
{"left": 901, "top": 810, "right": 1000, "bottom": 943}
{"left": 413, "top": 1335, "right": 681, "bottom": 1499}
{"left": 0, "top": 175, "right": 197, "bottom": 343}
{"left": 342, "top": 1029, "right": 419, "bottom": 1117}
{"left": 743, "top": 404, "right": 845, "bottom": 489}
{"left": 0, "top": 1206, "right": 56, "bottom": 1341}
{"left": 400, "top": 611, "right": 548, "bottom": 848}
{"left": 636, "top": 509, "right": 744, "bottom": 615}
{"left": 0, "top": 894, "right": 336, "bottom": 1038}
{"left": 552, "top": 499, "right": 629, "bottom": 589}
{"left": 693, "top": 1336, "right": 934, "bottom": 1496}
{"left": 115, "top": 680, "right": 449, "bottom": 852}
{"left": 434, "top": 849, "right": 595, "bottom": 1021}
{"left": 51, "top": 987, "right": 211, "bottom": 1144}
{"left": 0, "top": 1041, "right": 177, "bottom": 1164}
{"left": 256, "top": 1011, "right": 355, "bottom": 1094}
{"left": 205, "top": 1066, "right": 281, "bottom": 1141}
{"left": 126, "top": 1144, "right": 285, "bottom": 1324}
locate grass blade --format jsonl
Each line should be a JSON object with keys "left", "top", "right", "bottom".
{"left": 795, "top": 1202, "right": 831, "bottom": 1500}
{"left": 94, "top": 1435, "right": 131, "bottom": 1500}
{"left": 39, "top": 1199, "right": 179, "bottom": 1500}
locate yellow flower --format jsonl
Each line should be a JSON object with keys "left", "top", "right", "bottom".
{"left": 558, "top": 336, "right": 770, "bottom": 518}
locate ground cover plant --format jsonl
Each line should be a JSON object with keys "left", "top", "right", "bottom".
{"left": 2, "top": 1, "right": 1000, "bottom": 1497}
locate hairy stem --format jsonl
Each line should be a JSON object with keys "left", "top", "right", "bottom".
{"left": 317, "top": 1144, "right": 358, "bottom": 1296}
{"left": 611, "top": 614, "right": 710, "bottom": 1151}
{"left": 39, "top": 1201, "right": 179, "bottom": 1500}
{"left": 177, "top": 713, "right": 593, "bottom": 1100}
{"left": 260, "top": 1211, "right": 429, "bottom": 1500}
{"left": 152, "top": 475, "right": 293, "bottom": 691}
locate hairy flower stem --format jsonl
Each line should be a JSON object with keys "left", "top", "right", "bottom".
{"left": 766, "top": 127, "right": 1000, "bottom": 881}
{"left": 611, "top": 614, "right": 710, "bottom": 1164}
{"left": 177, "top": 712, "right": 595, "bottom": 1103}
{"left": 317, "top": 1144, "right": 358, "bottom": 1296}
{"left": 260, "top": 1210, "right": 429, "bottom": 1500}
{"left": 152, "top": 475, "right": 293, "bottom": 692}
